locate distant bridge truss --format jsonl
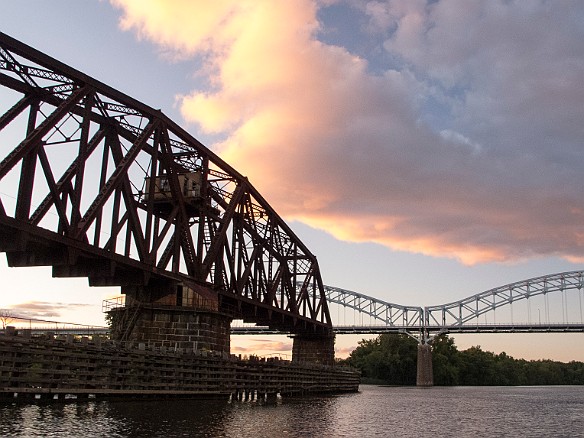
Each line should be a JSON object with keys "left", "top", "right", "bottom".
{"left": 234, "top": 271, "right": 584, "bottom": 342}
{"left": 0, "top": 32, "right": 331, "bottom": 333}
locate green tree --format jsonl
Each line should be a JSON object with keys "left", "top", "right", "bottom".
{"left": 343, "top": 334, "right": 584, "bottom": 386}
{"left": 432, "top": 334, "right": 460, "bottom": 385}
{"left": 343, "top": 334, "right": 418, "bottom": 384}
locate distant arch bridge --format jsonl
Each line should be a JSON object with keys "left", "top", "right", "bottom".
{"left": 233, "top": 270, "right": 584, "bottom": 342}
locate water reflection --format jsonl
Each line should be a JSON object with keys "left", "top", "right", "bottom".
{"left": 2, "top": 387, "right": 584, "bottom": 437}
{"left": 1, "top": 398, "right": 227, "bottom": 437}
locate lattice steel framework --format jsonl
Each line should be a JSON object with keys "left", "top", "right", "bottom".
{"left": 324, "top": 285, "right": 423, "bottom": 328}
{"left": 260, "top": 271, "right": 584, "bottom": 341}
{"left": 424, "top": 270, "right": 584, "bottom": 329}
{"left": 0, "top": 32, "right": 331, "bottom": 332}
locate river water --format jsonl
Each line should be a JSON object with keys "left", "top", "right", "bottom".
{"left": 1, "top": 385, "right": 583, "bottom": 437}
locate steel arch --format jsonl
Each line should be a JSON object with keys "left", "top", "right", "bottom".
{"left": 424, "top": 270, "right": 584, "bottom": 329}
{"left": 234, "top": 272, "right": 584, "bottom": 336}
{"left": 324, "top": 285, "right": 424, "bottom": 328}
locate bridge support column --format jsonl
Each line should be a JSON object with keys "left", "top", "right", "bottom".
{"left": 291, "top": 333, "right": 335, "bottom": 366}
{"left": 416, "top": 343, "right": 433, "bottom": 387}
{"left": 111, "top": 306, "right": 232, "bottom": 354}
{"left": 109, "top": 284, "right": 233, "bottom": 355}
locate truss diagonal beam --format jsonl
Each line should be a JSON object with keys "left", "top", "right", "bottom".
{"left": 0, "top": 85, "right": 89, "bottom": 180}
{"left": 0, "top": 31, "right": 332, "bottom": 334}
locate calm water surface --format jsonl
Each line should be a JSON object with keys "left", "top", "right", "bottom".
{"left": 1, "top": 385, "right": 583, "bottom": 437}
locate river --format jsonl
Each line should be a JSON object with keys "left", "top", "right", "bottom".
{"left": 1, "top": 385, "right": 583, "bottom": 437}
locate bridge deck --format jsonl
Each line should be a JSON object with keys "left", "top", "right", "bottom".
{"left": 231, "top": 323, "right": 584, "bottom": 335}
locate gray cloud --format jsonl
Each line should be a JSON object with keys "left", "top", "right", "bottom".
{"left": 5, "top": 301, "right": 91, "bottom": 319}
{"left": 112, "top": 0, "right": 584, "bottom": 264}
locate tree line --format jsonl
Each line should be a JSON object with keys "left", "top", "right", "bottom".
{"left": 339, "top": 334, "right": 584, "bottom": 385}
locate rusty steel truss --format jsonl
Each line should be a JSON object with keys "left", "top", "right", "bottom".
{"left": 0, "top": 32, "right": 331, "bottom": 333}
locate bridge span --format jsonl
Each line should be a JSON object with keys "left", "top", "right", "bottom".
{"left": 5, "top": 270, "right": 583, "bottom": 386}
{"left": 232, "top": 270, "right": 584, "bottom": 385}
{"left": 234, "top": 270, "right": 584, "bottom": 336}
{"left": 0, "top": 31, "right": 337, "bottom": 367}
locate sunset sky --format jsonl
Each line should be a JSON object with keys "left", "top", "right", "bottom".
{"left": 1, "top": 0, "right": 583, "bottom": 361}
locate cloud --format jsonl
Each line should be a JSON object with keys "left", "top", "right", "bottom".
{"left": 335, "top": 345, "right": 356, "bottom": 359}
{"left": 110, "top": 0, "right": 584, "bottom": 264}
{"left": 4, "top": 301, "right": 91, "bottom": 319}
{"left": 231, "top": 339, "right": 292, "bottom": 356}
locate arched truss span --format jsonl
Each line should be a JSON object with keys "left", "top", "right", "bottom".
{"left": 323, "top": 285, "right": 423, "bottom": 328}
{"left": 0, "top": 32, "right": 331, "bottom": 332}
{"left": 319, "top": 271, "right": 584, "bottom": 338}
{"left": 424, "top": 270, "right": 584, "bottom": 328}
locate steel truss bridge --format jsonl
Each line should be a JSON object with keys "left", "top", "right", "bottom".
{"left": 233, "top": 271, "right": 584, "bottom": 343}
{"left": 9, "top": 270, "right": 584, "bottom": 342}
{"left": 1, "top": 33, "right": 582, "bottom": 348}
{"left": 0, "top": 32, "right": 330, "bottom": 335}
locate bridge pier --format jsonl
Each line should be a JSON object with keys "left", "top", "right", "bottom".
{"left": 416, "top": 343, "right": 433, "bottom": 387}
{"left": 109, "top": 284, "right": 232, "bottom": 355}
{"left": 291, "top": 333, "right": 335, "bottom": 366}
{"left": 123, "top": 308, "right": 232, "bottom": 354}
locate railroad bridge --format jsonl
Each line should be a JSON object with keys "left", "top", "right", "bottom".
{"left": 2, "top": 33, "right": 582, "bottom": 391}
{"left": 0, "top": 32, "right": 333, "bottom": 367}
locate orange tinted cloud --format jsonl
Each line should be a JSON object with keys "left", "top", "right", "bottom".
{"left": 231, "top": 338, "right": 292, "bottom": 358}
{"left": 6, "top": 301, "right": 91, "bottom": 319}
{"left": 111, "top": 0, "right": 584, "bottom": 265}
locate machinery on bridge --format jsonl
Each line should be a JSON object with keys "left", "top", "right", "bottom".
{"left": 0, "top": 32, "right": 333, "bottom": 364}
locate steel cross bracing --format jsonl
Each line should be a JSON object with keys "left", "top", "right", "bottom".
{"left": 0, "top": 32, "right": 331, "bottom": 333}
{"left": 324, "top": 285, "right": 423, "bottom": 328}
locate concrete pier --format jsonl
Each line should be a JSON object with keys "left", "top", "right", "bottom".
{"left": 416, "top": 343, "right": 433, "bottom": 386}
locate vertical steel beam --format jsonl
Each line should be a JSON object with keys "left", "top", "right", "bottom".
{"left": 74, "top": 119, "right": 156, "bottom": 239}
{"left": 15, "top": 99, "right": 39, "bottom": 220}
{"left": 70, "top": 90, "right": 95, "bottom": 230}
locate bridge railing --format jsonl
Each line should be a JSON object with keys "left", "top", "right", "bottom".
{"left": 1, "top": 315, "right": 108, "bottom": 336}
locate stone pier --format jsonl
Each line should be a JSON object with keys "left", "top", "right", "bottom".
{"left": 109, "top": 283, "right": 232, "bottom": 355}
{"left": 292, "top": 333, "right": 335, "bottom": 366}
{"left": 416, "top": 343, "right": 433, "bottom": 386}
{"left": 121, "top": 307, "right": 232, "bottom": 354}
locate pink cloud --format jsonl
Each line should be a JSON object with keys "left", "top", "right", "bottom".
{"left": 5, "top": 301, "right": 90, "bottom": 319}
{"left": 110, "top": 0, "right": 584, "bottom": 265}
{"left": 335, "top": 345, "right": 356, "bottom": 359}
{"left": 231, "top": 339, "right": 293, "bottom": 357}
